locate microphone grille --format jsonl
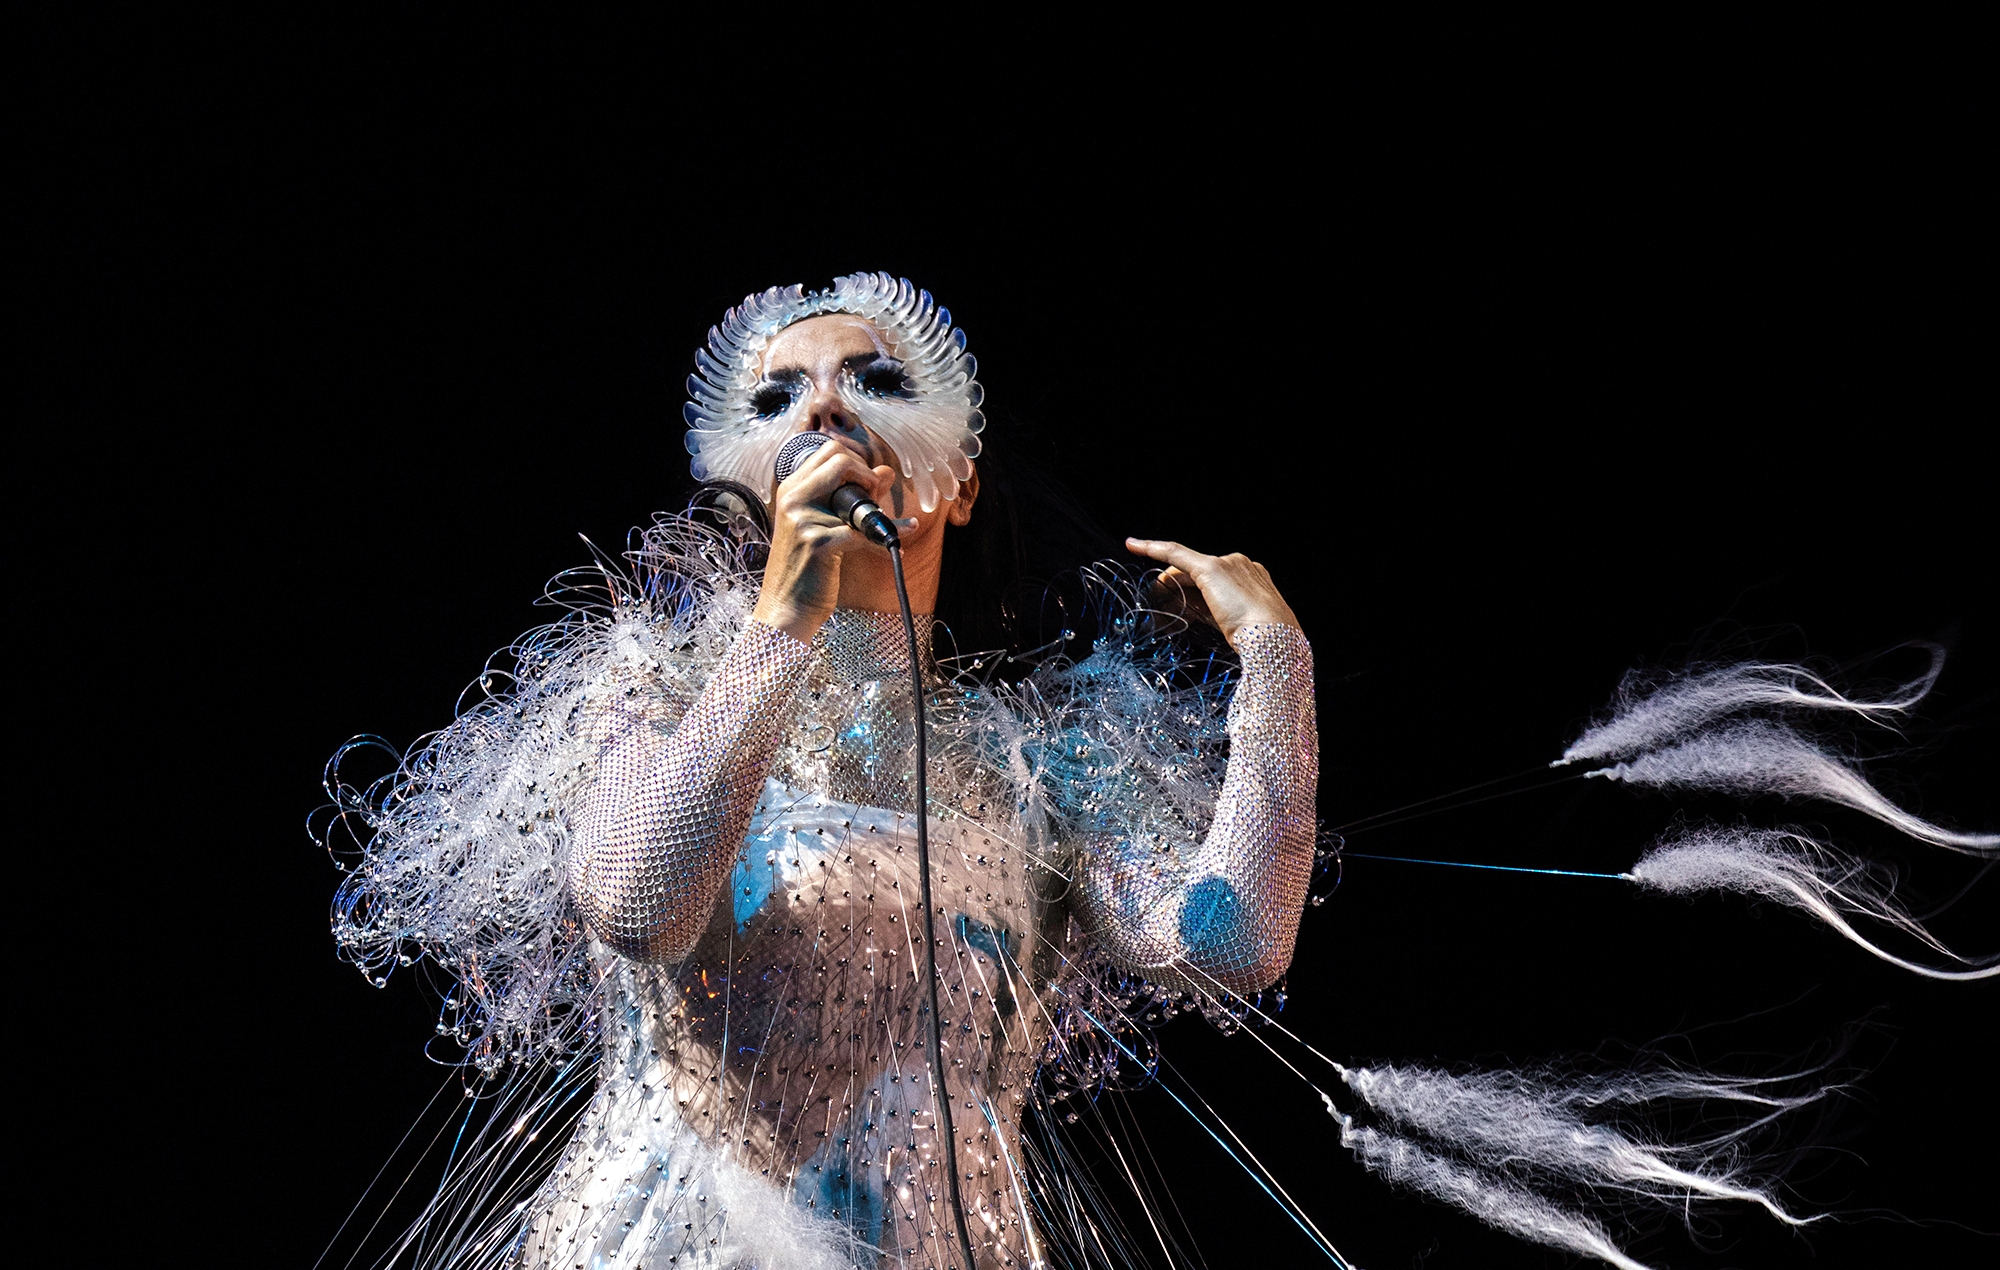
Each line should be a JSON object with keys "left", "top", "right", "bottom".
{"left": 772, "top": 431, "right": 833, "bottom": 485}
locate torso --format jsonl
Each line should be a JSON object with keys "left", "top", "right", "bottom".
{"left": 522, "top": 611, "right": 1075, "bottom": 1269}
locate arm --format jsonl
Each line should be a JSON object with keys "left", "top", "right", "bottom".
{"left": 569, "top": 434, "right": 901, "bottom": 962}
{"left": 567, "top": 620, "right": 814, "bottom": 963}
{"left": 1073, "top": 543, "right": 1317, "bottom": 996}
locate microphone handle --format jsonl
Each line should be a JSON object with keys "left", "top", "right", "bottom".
{"left": 828, "top": 484, "right": 900, "bottom": 548}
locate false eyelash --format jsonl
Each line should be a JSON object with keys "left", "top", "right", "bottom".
{"left": 749, "top": 381, "right": 800, "bottom": 419}
{"left": 854, "top": 358, "right": 913, "bottom": 398}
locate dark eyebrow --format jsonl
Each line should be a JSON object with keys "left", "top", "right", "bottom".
{"left": 759, "top": 353, "right": 885, "bottom": 383}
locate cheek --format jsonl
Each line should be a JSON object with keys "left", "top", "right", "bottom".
{"left": 865, "top": 431, "right": 899, "bottom": 471}
{"left": 883, "top": 481, "right": 947, "bottom": 532}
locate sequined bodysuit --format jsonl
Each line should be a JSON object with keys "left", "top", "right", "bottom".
{"left": 525, "top": 608, "right": 1317, "bottom": 1268}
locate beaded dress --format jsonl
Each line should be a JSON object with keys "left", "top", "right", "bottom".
{"left": 492, "top": 595, "right": 1318, "bottom": 1268}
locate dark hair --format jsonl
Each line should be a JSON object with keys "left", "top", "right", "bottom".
{"left": 931, "top": 415, "right": 1128, "bottom": 675}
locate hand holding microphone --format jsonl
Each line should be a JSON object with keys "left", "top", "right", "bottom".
{"left": 750, "top": 431, "right": 913, "bottom": 642}
{"left": 773, "top": 431, "right": 903, "bottom": 547}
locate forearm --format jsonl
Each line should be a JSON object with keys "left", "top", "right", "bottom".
{"left": 1077, "top": 623, "right": 1318, "bottom": 994}
{"left": 568, "top": 619, "right": 814, "bottom": 962}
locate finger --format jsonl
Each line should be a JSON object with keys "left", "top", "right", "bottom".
{"left": 845, "top": 462, "right": 904, "bottom": 512}
{"left": 1126, "top": 537, "right": 1214, "bottom": 575}
{"left": 846, "top": 463, "right": 907, "bottom": 517}
{"left": 777, "top": 436, "right": 868, "bottom": 486}
{"left": 803, "top": 455, "right": 900, "bottom": 506}
{"left": 785, "top": 447, "right": 884, "bottom": 503}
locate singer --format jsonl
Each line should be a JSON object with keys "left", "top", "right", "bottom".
{"left": 326, "top": 273, "right": 1317, "bottom": 1269}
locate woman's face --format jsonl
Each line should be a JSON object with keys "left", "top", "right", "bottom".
{"left": 757, "top": 314, "right": 975, "bottom": 531}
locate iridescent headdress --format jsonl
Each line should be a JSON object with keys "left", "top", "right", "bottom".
{"left": 683, "top": 272, "right": 986, "bottom": 513}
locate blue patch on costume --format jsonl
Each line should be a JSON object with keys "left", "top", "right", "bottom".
{"left": 1179, "top": 876, "right": 1240, "bottom": 955}
{"left": 955, "top": 914, "right": 1018, "bottom": 1016}
{"left": 733, "top": 830, "right": 783, "bottom": 928}
{"left": 793, "top": 1133, "right": 883, "bottom": 1247}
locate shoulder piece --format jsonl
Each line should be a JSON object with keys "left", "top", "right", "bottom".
{"left": 317, "top": 514, "right": 766, "bottom": 1074}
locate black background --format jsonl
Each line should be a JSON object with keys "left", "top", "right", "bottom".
{"left": 34, "top": 24, "right": 1993, "bottom": 1270}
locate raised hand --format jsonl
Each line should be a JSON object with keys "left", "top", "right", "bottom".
{"left": 1125, "top": 537, "right": 1301, "bottom": 648}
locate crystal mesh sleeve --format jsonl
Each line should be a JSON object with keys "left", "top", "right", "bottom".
{"left": 567, "top": 619, "right": 814, "bottom": 963}
{"left": 1075, "top": 623, "right": 1318, "bottom": 995}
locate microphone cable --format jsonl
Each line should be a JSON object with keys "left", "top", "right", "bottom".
{"left": 888, "top": 539, "right": 981, "bottom": 1270}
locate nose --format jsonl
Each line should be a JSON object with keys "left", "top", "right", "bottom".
{"left": 802, "top": 375, "right": 856, "bottom": 438}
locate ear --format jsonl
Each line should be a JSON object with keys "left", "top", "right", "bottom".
{"left": 946, "top": 464, "right": 979, "bottom": 527}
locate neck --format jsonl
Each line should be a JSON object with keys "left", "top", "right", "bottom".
{"left": 833, "top": 530, "right": 943, "bottom": 615}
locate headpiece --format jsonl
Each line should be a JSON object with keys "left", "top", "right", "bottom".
{"left": 683, "top": 272, "right": 985, "bottom": 512}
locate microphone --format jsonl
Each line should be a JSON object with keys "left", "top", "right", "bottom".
{"left": 772, "top": 431, "right": 901, "bottom": 548}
